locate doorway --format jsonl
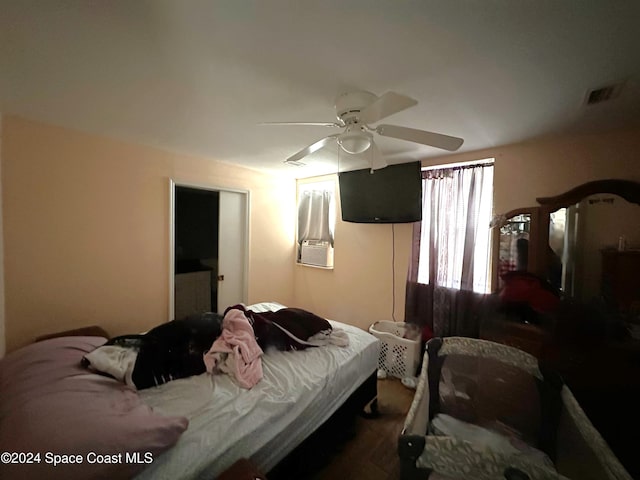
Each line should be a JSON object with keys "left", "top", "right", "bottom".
{"left": 169, "top": 180, "right": 249, "bottom": 321}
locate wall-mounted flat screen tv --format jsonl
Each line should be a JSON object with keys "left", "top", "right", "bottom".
{"left": 338, "top": 161, "right": 422, "bottom": 223}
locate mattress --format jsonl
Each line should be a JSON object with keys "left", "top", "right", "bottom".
{"left": 135, "top": 317, "right": 379, "bottom": 480}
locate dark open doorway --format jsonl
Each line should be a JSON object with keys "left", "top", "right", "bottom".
{"left": 174, "top": 186, "right": 219, "bottom": 319}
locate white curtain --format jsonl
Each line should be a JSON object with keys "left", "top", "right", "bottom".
{"left": 297, "top": 189, "right": 334, "bottom": 246}
{"left": 416, "top": 164, "right": 493, "bottom": 294}
{"left": 405, "top": 163, "right": 493, "bottom": 337}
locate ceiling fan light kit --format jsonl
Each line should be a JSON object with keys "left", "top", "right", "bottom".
{"left": 264, "top": 90, "right": 464, "bottom": 169}
{"left": 337, "top": 126, "right": 372, "bottom": 154}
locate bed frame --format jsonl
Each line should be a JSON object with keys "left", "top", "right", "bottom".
{"left": 268, "top": 371, "right": 378, "bottom": 478}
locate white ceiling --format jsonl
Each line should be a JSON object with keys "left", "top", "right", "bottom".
{"left": 1, "top": 1, "right": 639, "bottom": 178}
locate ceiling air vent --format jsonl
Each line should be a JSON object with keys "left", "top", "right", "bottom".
{"left": 585, "top": 83, "right": 624, "bottom": 105}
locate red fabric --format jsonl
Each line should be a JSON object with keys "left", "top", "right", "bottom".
{"left": 500, "top": 271, "right": 560, "bottom": 313}
{"left": 422, "top": 324, "right": 435, "bottom": 342}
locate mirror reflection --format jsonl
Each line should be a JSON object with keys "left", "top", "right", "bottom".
{"left": 547, "top": 194, "right": 640, "bottom": 313}
{"left": 498, "top": 213, "right": 531, "bottom": 288}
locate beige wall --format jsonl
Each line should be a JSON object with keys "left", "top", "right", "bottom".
{"left": 292, "top": 127, "right": 640, "bottom": 330}
{"left": 1, "top": 116, "right": 296, "bottom": 352}
{"left": 420, "top": 128, "right": 640, "bottom": 214}
{"left": 2, "top": 115, "right": 639, "bottom": 351}
{"left": 293, "top": 219, "right": 413, "bottom": 332}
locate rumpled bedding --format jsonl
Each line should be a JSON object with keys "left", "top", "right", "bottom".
{"left": 203, "top": 307, "right": 264, "bottom": 388}
{"left": 84, "top": 312, "right": 224, "bottom": 389}
{"left": 201, "top": 304, "right": 350, "bottom": 388}
{"left": 228, "top": 303, "right": 343, "bottom": 351}
{"left": 84, "top": 303, "right": 349, "bottom": 390}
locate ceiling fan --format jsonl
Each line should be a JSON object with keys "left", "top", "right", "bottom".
{"left": 262, "top": 91, "right": 464, "bottom": 170}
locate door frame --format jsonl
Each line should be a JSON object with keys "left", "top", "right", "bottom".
{"left": 168, "top": 179, "right": 250, "bottom": 321}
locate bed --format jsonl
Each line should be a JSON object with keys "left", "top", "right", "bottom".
{"left": 399, "top": 337, "right": 632, "bottom": 480}
{"left": 0, "top": 302, "right": 380, "bottom": 480}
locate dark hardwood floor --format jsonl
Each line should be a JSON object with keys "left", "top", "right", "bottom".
{"left": 309, "top": 364, "right": 639, "bottom": 480}
{"left": 311, "top": 378, "right": 415, "bottom": 480}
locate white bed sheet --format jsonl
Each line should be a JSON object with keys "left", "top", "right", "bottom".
{"left": 135, "top": 319, "right": 379, "bottom": 480}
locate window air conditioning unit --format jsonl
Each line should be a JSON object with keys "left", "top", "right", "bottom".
{"left": 300, "top": 240, "right": 333, "bottom": 267}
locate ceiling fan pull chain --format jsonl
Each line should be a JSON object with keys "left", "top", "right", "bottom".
{"left": 370, "top": 143, "right": 375, "bottom": 174}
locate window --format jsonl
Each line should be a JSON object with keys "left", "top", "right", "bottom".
{"left": 416, "top": 161, "right": 494, "bottom": 293}
{"left": 296, "top": 177, "right": 336, "bottom": 268}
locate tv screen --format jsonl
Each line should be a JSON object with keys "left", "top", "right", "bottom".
{"left": 338, "top": 161, "right": 423, "bottom": 223}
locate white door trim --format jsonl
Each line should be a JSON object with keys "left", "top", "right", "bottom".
{"left": 0, "top": 114, "right": 5, "bottom": 357}
{"left": 168, "top": 179, "right": 250, "bottom": 322}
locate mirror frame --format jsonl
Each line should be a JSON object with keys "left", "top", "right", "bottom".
{"left": 491, "top": 206, "right": 542, "bottom": 292}
{"left": 536, "top": 179, "right": 640, "bottom": 210}
{"left": 493, "top": 180, "right": 640, "bottom": 293}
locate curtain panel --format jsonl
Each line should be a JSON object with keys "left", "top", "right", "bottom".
{"left": 405, "top": 282, "right": 490, "bottom": 337}
{"left": 405, "top": 163, "right": 493, "bottom": 337}
{"left": 297, "top": 189, "right": 334, "bottom": 246}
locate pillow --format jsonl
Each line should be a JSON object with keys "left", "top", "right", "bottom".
{"left": 35, "top": 325, "right": 110, "bottom": 342}
{"left": 246, "top": 301, "right": 287, "bottom": 312}
{"left": 0, "top": 336, "right": 188, "bottom": 480}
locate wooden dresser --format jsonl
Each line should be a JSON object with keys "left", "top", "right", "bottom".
{"left": 601, "top": 249, "right": 640, "bottom": 314}
{"left": 480, "top": 318, "right": 551, "bottom": 359}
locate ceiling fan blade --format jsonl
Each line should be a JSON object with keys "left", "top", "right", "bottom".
{"left": 359, "top": 92, "right": 418, "bottom": 125}
{"left": 284, "top": 134, "right": 339, "bottom": 164}
{"left": 370, "top": 141, "right": 387, "bottom": 171}
{"left": 260, "top": 121, "right": 342, "bottom": 127}
{"left": 375, "top": 124, "right": 464, "bottom": 151}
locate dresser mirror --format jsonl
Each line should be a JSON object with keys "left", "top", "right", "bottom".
{"left": 543, "top": 194, "right": 640, "bottom": 301}
{"left": 492, "top": 207, "right": 541, "bottom": 290}
{"left": 537, "top": 179, "right": 640, "bottom": 315}
{"left": 494, "top": 180, "right": 640, "bottom": 310}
